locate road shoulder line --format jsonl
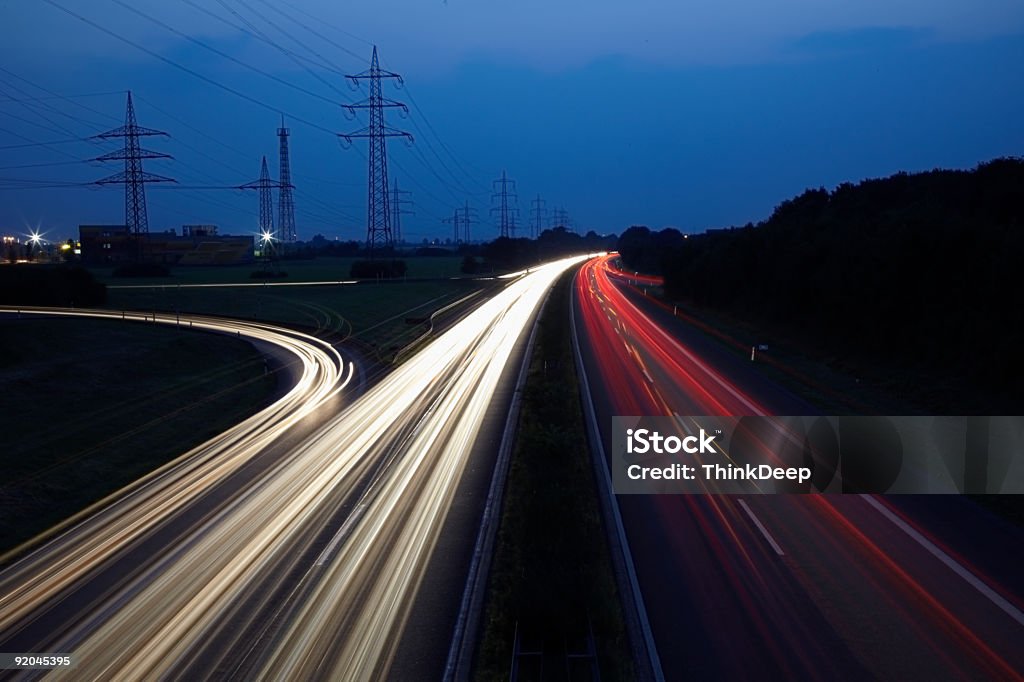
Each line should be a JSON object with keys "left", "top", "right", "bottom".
{"left": 570, "top": 268, "right": 664, "bottom": 682}
{"left": 862, "top": 494, "right": 1024, "bottom": 627}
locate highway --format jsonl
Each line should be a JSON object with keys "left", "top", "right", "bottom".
{"left": 573, "top": 255, "right": 1024, "bottom": 680}
{"left": 0, "top": 255, "right": 584, "bottom": 680}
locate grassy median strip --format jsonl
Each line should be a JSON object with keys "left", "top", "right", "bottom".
{"left": 474, "top": 272, "right": 633, "bottom": 680}
{"left": 0, "top": 317, "right": 276, "bottom": 556}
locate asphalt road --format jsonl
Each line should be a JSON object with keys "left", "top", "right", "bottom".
{"left": 572, "top": 255, "right": 1024, "bottom": 681}
{"left": 0, "top": 257, "right": 585, "bottom": 680}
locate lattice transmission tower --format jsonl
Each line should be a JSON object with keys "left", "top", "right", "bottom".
{"left": 277, "top": 116, "right": 297, "bottom": 243}
{"left": 391, "top": 178, "right": 414, "bottom": 244}
{"left": 550, "top": 206, "right": 571, "bottom": 230}
{"left": 93, "top": 91, "right": 174, "bottom": 258}
{"left": 530, "top": 194, "right": 546, "bottom": 239}
{"left": 491, "top": 170, "right": 518, "bottom": 238}
{"left": 240, "top": 156, "right": 284, "bottom": 257}
{"left": 442, "top": 209, "right": 461, "bottom": 245}
{"left": 340, "top": 46, "right": 413, "bottom": 259}
{"left": 460, "top": 201, "right": 478, "bottom": 243}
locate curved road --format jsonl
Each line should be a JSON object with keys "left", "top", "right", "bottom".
{"left": 0, "top": 256, "right": 584, "bottom": 680}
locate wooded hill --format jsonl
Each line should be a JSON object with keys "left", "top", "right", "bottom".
{"left": 619, "top": 158, "right": 1024, "bottom": 395}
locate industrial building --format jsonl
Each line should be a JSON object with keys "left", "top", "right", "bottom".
{"left": 79, "top": 225, "right": 255, "bottom": 266}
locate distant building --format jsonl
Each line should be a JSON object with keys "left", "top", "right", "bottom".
{"left": 182, "top": 224, "right": 218, "bottom": 237}
{"left": 79, "top": 225, "right": 255, "bottom": 265}
{"left": 78, "top": 225, "right": 134, "bottom": 264}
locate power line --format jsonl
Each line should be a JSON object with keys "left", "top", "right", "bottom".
{"left": 109, "top": 0, "right": 341, "bottom": 107}
{"left": 183, "top": 0, "right": 481, "bottom": 227}
{"left": 0, "top": 75, "right": 112, "bottom": 131}
{"left": 0, "top": 67, "right": 124, "bottom": 129}
{"left": 397, "top": 84, "right": 492, "bottom": 195}
{"left": 131, "top": 92, "right": 250, "bottom": 166}
{"left": 0, "top": 136, "right": 91, "bottom": 151}
{"left": 0, "top": 159, "right": 91, "bottom": 171}
{"left": 130, "top": 94, "right": 359, "bottom": 226}
{"left": 0, "top": 90, "right": 125, "bottom": 104}
{"left": 0, "top": 95, "right": 91, "bottom": 141}
{"left": 178, "top": 0, "right": 349, "bottom": 98}
{"left": 258, "top": 0, "right": 371, "bottom": 63}
{"left": 41, "top": 0, "right": 341, "bottom": 139}
{"left": 234, "top": 0, "right": 488, "bottom": 220}
{"left": 0, "top": 125, "right": 93, "bottom": 163}
{"left": 0, "top": 181, "right": 92, "bottom": 190}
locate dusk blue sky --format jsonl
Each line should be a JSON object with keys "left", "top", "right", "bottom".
{"left": 1, "top": 1, "right": 1022, "bottom": 242}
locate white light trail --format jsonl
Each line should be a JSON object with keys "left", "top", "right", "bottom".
{"left": 0, "top": 256, "right": 585, "bottom": 680}
{"left": 0, "top": 307, "right": 352, "bottom": 639}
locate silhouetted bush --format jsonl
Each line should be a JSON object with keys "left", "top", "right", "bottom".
{"left": 0, "top": 266, "right": 106, "bottom": 306}
{"left": 350, "top": 259, "right": 407, "bottom": 279}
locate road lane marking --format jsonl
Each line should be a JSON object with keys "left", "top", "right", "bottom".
{"left": 862, "top": 495, "right": 1024, "bottom": 627}
{"left": 315, "top": 502, "right": 369, "bottom": 567}
{"left": 738, "top": 499, "right": 785, "bottom": 556}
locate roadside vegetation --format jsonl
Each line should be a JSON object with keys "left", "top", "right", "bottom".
{"left": 618, "top": 158, "right": 1024, "bottom": 414}
{"left": 0, "top": 265, "right": 105, "bottom": 307}
{"left": 474, "top": 272, "right": 633, "bottom": 680}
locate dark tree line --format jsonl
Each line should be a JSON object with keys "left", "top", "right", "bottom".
{"left": 619, "top": 158, "right": 1024, "bottom": 393}
{"left": 0, "top": 266, "right": 106, "bottom": 307}
{"left": 482, "top": 227, "right": 617, "bottom": 271}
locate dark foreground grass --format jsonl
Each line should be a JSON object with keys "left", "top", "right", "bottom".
{"left": 90, "top": 255, "right": 467, "bottom": 286}
{"left": 474, "top": 273, "right": 633, "bottom": 680}
{"left": 0, "top": 317, "right": 275, "bottom": 557}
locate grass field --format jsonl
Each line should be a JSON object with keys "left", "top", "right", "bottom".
{"left": 103, "top": 279, "right": 484, "bottom": 364}
{"left": 89, "top": 256, "right": 468, "bottom": 286}
{"left": 0, "top": 316, "right": 276, "bottom": 556}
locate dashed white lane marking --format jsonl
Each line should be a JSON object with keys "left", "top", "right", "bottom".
{"left": 738, "top": 499, "right": 785, "bottom": 556}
